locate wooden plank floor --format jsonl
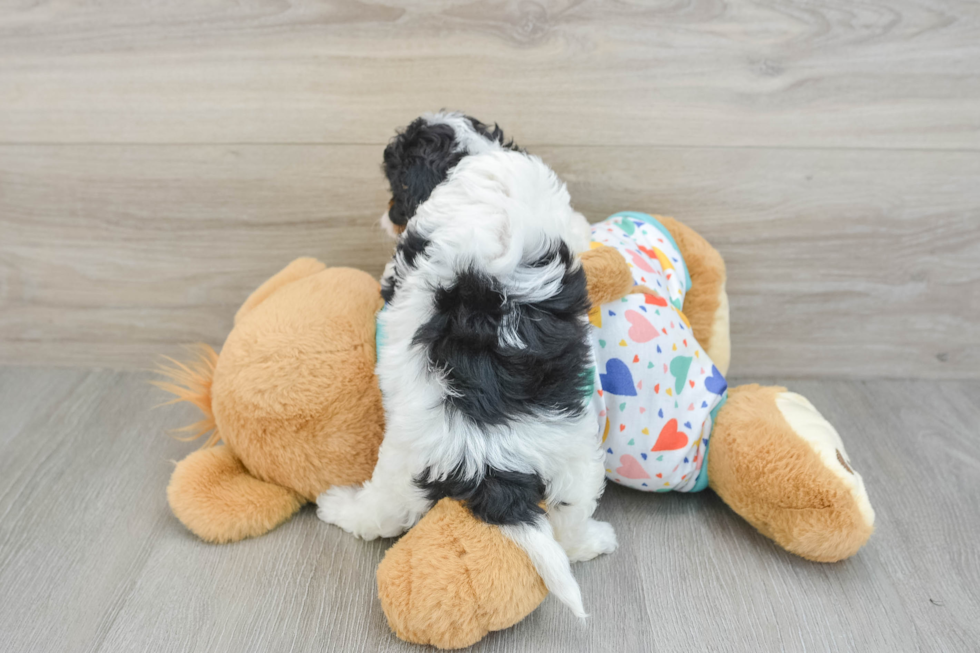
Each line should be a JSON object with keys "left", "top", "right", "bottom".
{"left": 1, "top": 366, "right": 978, "bottom": 652}
{"left": 2, "top": 145, "right": 978, "bottom": 377}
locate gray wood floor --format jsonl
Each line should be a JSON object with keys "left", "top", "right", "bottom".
{"left": 1, "top": 366, "right": 977, "bottom": 652}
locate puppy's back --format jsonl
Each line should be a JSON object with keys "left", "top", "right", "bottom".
{"left": 391, "top": 150, "right": 595, "bottom": 430}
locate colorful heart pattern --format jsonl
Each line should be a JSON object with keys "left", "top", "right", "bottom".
{"left": 589, "top": 213, "right": 727, "bottom": 493}
{"left": 616, "top": 454, "right": 651, "bottom": 479}
{"left": 652, "top": 419, "right": 688, "bottom": 451}
{"left": 670, "top": 356, "right": 693, "bottom": 395}
{"left": 599, "top": 358, "right": 637, "bottom": 396}
{"left": 625, "top": 310, "right": 659, "bottom": 343}
{"left": 628, "top": 249, "right": 655, "bottom": 273}
{"left": 705, "top": 365, "right": 728, "bottom": 395}
{"left": 643, "top": 292, "right": 668, "bottom": 307}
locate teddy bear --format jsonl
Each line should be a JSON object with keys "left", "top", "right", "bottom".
{"left": 159, "top": 216, "right": 874, "bottom": 649}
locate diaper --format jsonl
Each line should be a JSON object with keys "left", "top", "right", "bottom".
{"left": 588, "top": 213, "right": 728, "bottom": 492}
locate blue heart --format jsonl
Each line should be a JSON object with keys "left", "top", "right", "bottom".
{"left": 684, "top": 421, "right": 692, "bottom": 429}
{"left": 608, "top": 310, "right": 616, "bottom": 316}
{"left": 641, "top": 453, "right": 648, "bottom": 460}
{"left": 658, "top": 408, "right": 664, "bottom": 418}
{"left": 656, "top": 345, "right": 662, "bottom": 353}
{"left": 599, "top": 358, "right": 637, "bottom": 396}
{"left": 607, "top": 448, "right": 613, "bottom": 454}
{"left": 702, "top": 401, "right": 708, "bottom": 408}
{"left": 640, "top": 306, "right": 647, "bottom": 313}
{"left": 705, "top": 365, "right": 728, "bottom": 395}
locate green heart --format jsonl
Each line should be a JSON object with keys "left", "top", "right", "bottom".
{"left": 627, "top": 438, "right": 635, "bottom": 446}
{"left": 599, "top": 339, "right": 606, "bottom": 348}
{"left": 648, "top": 362, "right": 654, "bottom": 368}
{"left": 657, "top": 455, "right": 664, "bottom": 461}
{"left": 619, "top": 402, "right": 626, "bottom": 411}
{"left": 616, "top": 219, "right": 636, "bottom": 236}
{"left": 670, "top": 355, "right": 694, "bottom": 394}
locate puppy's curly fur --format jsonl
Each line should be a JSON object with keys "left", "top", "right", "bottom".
{"left": 320, "top": 116, "right": 615, "bottom": 618}
{"left": 379, "top": 111, "right": 519, "bottom": 237}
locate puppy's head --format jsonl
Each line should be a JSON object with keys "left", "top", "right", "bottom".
{"left": 380, "top": 112, "right": 518, "bottom": 237}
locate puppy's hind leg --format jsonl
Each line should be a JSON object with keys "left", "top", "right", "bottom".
{"left": 550, "top": 505, "right": 618, "bottom": 562}
{"left": 317, "top": 441, "right": 429, "bottom": 540}
{"left": 548, "top": 448, "right": 617, "bottom": 562}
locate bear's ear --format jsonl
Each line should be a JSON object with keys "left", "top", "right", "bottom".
{"left": 382, "top": 118, "right": 464, "bottom": 229}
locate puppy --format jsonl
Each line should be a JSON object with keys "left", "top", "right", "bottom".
{"left": 318, "top": 115, "right": 615, "bottom": 617}
{"left": 379, "top": 111, "right": 518, "bottom": 240}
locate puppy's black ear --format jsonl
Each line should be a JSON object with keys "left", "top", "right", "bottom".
{"left": 464, "top": 115, "right": 519, "bottom": 151}
{"left": 382, "top": 118, "right": 464, "bottom": 228}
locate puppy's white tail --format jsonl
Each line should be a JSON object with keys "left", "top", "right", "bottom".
{"left": 501, "top": 518, "right": 586, "bottom": 619}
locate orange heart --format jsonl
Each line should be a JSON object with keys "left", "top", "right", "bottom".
{"left": 652, "top": 419, "right": 688, "bottom": 452}
{"left": 643, "top": 292, "right": 668, "bottom": 308}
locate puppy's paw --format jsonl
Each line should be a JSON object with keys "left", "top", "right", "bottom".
{"left": 317, "top": 485, "right": 410, "bottom": 540}
{"left": 565, "top": 519, "right": 618, "bottom": 562}
{"left": 316, "top": 486, "right": 383, "bottom": 540}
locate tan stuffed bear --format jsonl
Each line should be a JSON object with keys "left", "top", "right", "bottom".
{"left": 159, "top": 260, "right": 385, "bottom": 543}
{"left": 159, "top": 218, "right": 873, "bottom": 649}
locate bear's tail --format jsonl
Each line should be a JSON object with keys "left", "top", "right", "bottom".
{"left": 152, "top": 344, "right": 220, "bottom": 447}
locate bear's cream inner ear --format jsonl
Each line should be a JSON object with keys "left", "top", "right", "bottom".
{"left": 775, "top": 392, "right": 875, "bottom": 528}
{"left": 707, "top": 281, "right": 731, "bottom": 376}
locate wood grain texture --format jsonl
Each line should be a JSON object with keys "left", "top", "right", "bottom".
{"left": 0, "top": 367, "right": 978, "bottom": 652}
{"left": 0, "top": 0, "right": 978, "bottom": 148}
{"left": 1, "top": 144, "right": 977, "bottom": 377}
{"left": 1, "top": 0, "right": 979, "bottom": 373}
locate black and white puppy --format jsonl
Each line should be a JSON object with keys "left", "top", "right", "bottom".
{"left": 319, "top": 113, "right": 615, "bottom": 617}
